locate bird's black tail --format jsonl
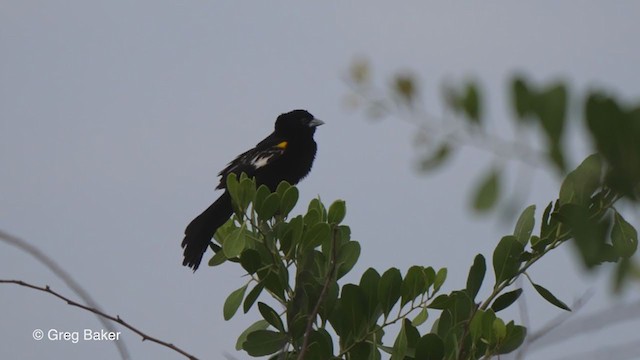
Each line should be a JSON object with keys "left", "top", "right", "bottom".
{"left": 181, "top": 191, "right": 233, "bottom": 271}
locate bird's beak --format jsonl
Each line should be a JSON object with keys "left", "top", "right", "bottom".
{"left": 308, "top": 118, "right": 325, "bottom": 127}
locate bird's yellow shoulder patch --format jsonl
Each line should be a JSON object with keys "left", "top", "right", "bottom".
{"left": 276, "top": 141, "right": 288, "bottom": 149}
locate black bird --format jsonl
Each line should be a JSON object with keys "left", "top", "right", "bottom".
{"left": 182, "top": 110, "right": 323, "bottom": 271}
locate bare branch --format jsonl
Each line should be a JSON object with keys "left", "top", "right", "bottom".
{"left": 530, "top": 298, "right": 640, "bottom": 350}
{"left": 0, "top": 229, "right": 129, "bottom": 359}
{"left": 549, "top": 338, "right": 640, "bottom": 360}
{"left": 0, "top": 279, "right": 199, "bottom": 360}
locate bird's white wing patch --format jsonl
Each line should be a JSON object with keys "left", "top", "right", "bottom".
{"left": 252, "top": 154, "right": 273, "bottom": 168}
{"left": 250, "top": 148, "right": 284, "bottom": 169}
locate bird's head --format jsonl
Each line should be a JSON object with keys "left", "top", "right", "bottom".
{"left": 275, "top": 110, "right": 324, "bottom": 139}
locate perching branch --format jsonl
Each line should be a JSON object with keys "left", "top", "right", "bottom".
{"left": 296, "top": 227, "right": 339, "bottom": 360}
{"left": 0, "top": 279, "right": 199, "bottom": 360}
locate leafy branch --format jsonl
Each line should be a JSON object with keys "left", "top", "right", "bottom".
{"left": 210, "top": 160, "right": 638, "bottom": 360}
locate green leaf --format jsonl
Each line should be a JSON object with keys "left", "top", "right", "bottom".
{"left": 612, "top": 211, "right": 638, "bottom": 258}
{"left": 530, "top": 235, "right": 550, "bottom": 253}
{"left": 280, "top": 186, "right": 299, "bottom": 217}
{"left": 254, "top": 185, "right": 271, "bottom": 214}
{"left": 328, "top": 200, "right": 347, "bottom": 224}
{"left": 492, "top": 317, "right": 507, "bottom": 342}
{"left": 347, "top": 342, "right": 378, "bottom": 360}
{"left": 243, "top": 329, "right": 287, "bottom": 356}
{"left": 258, "top": 302, "right": 285, "bottom": 332}
{"left": 213, "top": 218, "right": 235, "bottom": 244}
{"left": 224, "top": 284, "right": 248, "bottom": 320}
{"left": 208, "top": 249, "right": 227, "bottom": 267}
{"left": 281, "top": 215, "right": 304, "bottom": 256}
{"left": 434, "top": 267, "right": 447, "bottom": 292}
{"left": 257, "top": 193, "right": 280, "bottom": 221}
{"left": 514, "top": 205, "right": 536, "bottom": 245}
{"left": 537, "top": 84, "right": 568, "bottom": 169}
{"left": 307, "top": 197, "right": 327, "bottom": 220}
{"left": 463, "top": 82, "right": 482, "bottom": 123}
{"left": 496, "top": 321, "right": 527, "bottom": 354}
{"left": 350, "top": 59, "right": 370, "bottom": 85}
{"left": 304, "top": 209, "right": 321, "bottom": 227}
{"left": 423, "top": 267, "right": 436, "bottom": 287}
{"left": 559, "top": 154, "right": 603, "bottom": 205}
{"left": 447, "top": 290, "right": 474, "bottom": 324}
{"left": 532, "top": 283, "right": 571, "bottom": 311}
{"left": 466, "top": 254, "right": 486, "bottom": 300}
{"left": 557, "top": 203, "right": 612, "bottom": 268}
{"left": 301, "top": 223, "right": 331, "bottom": 251}
{"left": 238, "top": 176, "right": 257, "bottom": 210}
{"left": 481, "top": 309, "right": 497, "bottom": 342}
{"left": 223, "top": 223, "right": 247, "bottom": 258}
{"left": 337, "top": 241, "right": 361, "bottom": 279}
{"left": 427, "top": 294, "right": 451, "bottom": 310}
{"left": 394, "top": 75, "right": 417, "bottom": 104}
{"left": 235, "top": 320, "right": 269, "bottom": 350}
{"left": 512, "top": 76, "right": 533, "bottom": 119}
{"left": 492, "top": 235, "right": 525, "bottom": 285}
{"left": 469, "top": 310, "right": 485, "bottom": 341}
{"left": 472, "top": 168, "right": 501, "bottom": 212}
{"left": 491, "top": 288, "right": 522, "bottom": 312}
{"left": 305, "top": 329, "right": 334, "bottom": 360}
{"left": 402, "top": 266, "right": 427, "bottom": 306}
{"left": 539, "top": 201, "right": 555, "bottom": 242}
{"left": 412, "top": 307, "right": 429, "bottom": 326}
{"left": 390, "top": 318, "right": 409, "bottom": 360}
{"left": 275, "top": 180, "right": 291, "bottom": 197}
{"left": 419, "top": 143, "right": 453, "bottom": 171}
{"left": 414, "top": 333, "right": 444, "bottom": 360}
{"left": 359, "top": 268, "right": 381, "bottom": 322}
{"left": 243, "top": 282, "right": 265, "bottom": 313}
{"left": 240, "top": 249, "right": 262, "bottom": 275}
{"left": 585, "top": 94, "right": 640, "bottom": 197}
{"left": 336, "top": 284, "right": 367, "bottom": 339}
{"left": 226, "top": 173, "right": 240, "bottom": 204}
{"left": 378, "top": 268, "right": 402, "bottom": 318}
{"left": 443, "top": 80, "right": 482, "bottom": 124}
{"left": 512, "top": 77, "right": 568, "bottom": 171}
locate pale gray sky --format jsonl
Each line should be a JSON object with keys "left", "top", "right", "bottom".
{"left": 2, "top": 2, "right": 639, "bottom": 359}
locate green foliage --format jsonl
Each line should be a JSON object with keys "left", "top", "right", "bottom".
{"left": 492, "top": 236, "right": 524, "bottom": 285}
{"left": 511, "top": 76, "right": 568, "bottom": 171}
{"left": 394, "top": 75, "right": 418, "bottom": 105}
{"left": 465, "top": 254, "right": 486, "bottom": 300}
{"left": 444, "top": 80, "right": 483, "bottom": 124}
{"left": 348, "top": 65, "right": 640, "bottom": 221}
{"left": 612, "top": 210, "right": 639, "bottom": 258}
{"left": 514, "top": 205, "right": 536, "bottom": 245}
{"left": 224, "top": 284, "right": 248, "bottom": 321}
{"left": 530, "top": 283, "right": 570, "bottom": 311}
{"left": 585, "top": 93, "right": 640, "bottom": 198}
{"left": 213, "top": 168, "right": 636, "bottom": 359}
{"left": 472, "top": 168, "right": 501, "bottom": 212}
{"left": 490, "top": 289, "right": 522, "bottom": 312}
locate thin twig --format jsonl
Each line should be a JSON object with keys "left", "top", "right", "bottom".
{"left": 0, "top": 279, "right": 199, "bottom": 360}
{"left": 296, "top": 227, "right": 338, "bottom": 360}
{"left": 518, "top": 289, "right": 592, "bottom": 359}
{"left": 0, "top": 229, "right": 129, "bottom": 359}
